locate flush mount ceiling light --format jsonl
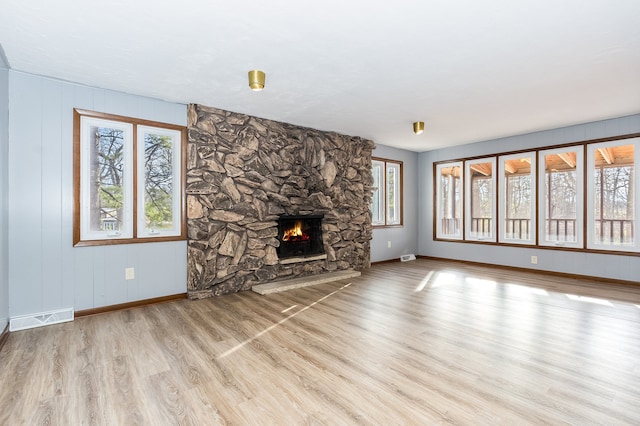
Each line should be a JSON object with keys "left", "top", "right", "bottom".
{"left": 248, "top": 70, "right": 266, "bottom": 91}
{"left": 413, "top": 121, "right": 425, "bottom": 135}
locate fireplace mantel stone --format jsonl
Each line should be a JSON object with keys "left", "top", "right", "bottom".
{"left": 186, "top": 104, "right": 374, "bottom": 298}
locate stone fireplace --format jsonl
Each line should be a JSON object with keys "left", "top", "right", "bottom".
{"left": 186, "top": 104, "right": 375, "bottom": 298}
{"left": 277, "top": 215, "right": 324, "bottom": 260}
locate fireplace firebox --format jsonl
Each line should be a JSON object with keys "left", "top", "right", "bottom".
{"left": 277, "top": 215, "right": 324, "bottom": 259}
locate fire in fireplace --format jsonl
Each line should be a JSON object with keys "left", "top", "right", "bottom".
{"left": 277, "top": 215, "right": 324, "bottom": 259}
{"left": 282, "top": 221, "right": 310, "bottom": 243}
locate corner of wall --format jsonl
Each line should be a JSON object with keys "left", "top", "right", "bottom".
{"left": 0, "top": 66, "right": 10, "bottom": 331}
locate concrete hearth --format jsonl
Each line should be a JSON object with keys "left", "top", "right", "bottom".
{"left": 251, "top": 270, "right": 361, "bottom": 295}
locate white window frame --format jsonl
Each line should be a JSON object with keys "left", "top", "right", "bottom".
{"left": 137, "top": 125, "right": 183, "bottom": 238}
{"left": 436, "top": 161, "right": 463, "bottom": 240}
{"left": 464, "top": 158, "right": 496, "bottom": 242}
{"left": 371, "top": 157, "right": 403, "bottom": 227}
{"left": 371, "top": 159, "right": 385, "bottom": 226}
{"left": 538, "top": 146, "right": 584, "bottom": 248}
{"left": 79, "top": 116, "right": 134, "bottom": 241}
{"left": 498, "top": 152, "right": 536, "bottom": 245}
{"left": 586, "top": 138, "right": 639, "bottom": 252}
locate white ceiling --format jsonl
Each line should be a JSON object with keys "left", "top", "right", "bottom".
{"left": 1, "top": 0, "right": 639, "bottom": 152}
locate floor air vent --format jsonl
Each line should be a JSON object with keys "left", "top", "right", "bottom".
{"left": 10, "top": 308, "right": 74, "bottom": 331}
{"left": 400, "top": 254, "right": 416, "bottom": 262}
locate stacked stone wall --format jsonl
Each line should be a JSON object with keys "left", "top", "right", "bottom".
{"left": 187, "top": 104, "right": 374, "bottom": 298}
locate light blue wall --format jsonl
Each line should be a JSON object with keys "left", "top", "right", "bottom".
{"left": 7, "top": 71, "right": 188, "bottom": 318}
{"left": 0, "top": 62, "right": 9, "bottom": 330}
{"left": 418, "top": 114, "right": 640, "bottom": 282}
{"left": 371, "top": 144, "right": 419, "bottom": 262}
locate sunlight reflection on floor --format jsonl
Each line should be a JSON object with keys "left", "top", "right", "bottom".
{"left": 281, "top": 305, "right": 298, "bottom": 313}
{"left": 218, "top": 283, "right": 352, "bottom": 359}
{"left": 414, "top": 271, "right": 434, "bottom": 292}
{"left": 506, "top": 283, "right": 548, "bottom": 296}
{"left": 464, "top": 277, "right": 496, "bottom": 289}
{"left": 430, "top": 272, "right": 456, "bottom": 288}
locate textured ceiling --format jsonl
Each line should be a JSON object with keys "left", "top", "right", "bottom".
{"left": 1, "top": 0, "right": 639, "bottom": 152}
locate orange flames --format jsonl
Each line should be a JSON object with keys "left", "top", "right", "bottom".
{"left": 282, "top": 221, "right": 310, "bottom": 242}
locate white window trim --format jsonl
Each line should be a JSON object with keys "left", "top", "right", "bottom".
{"left": 371, "top": 159, "right": 385, "bottom": 226}
{"left": 538, "top": 146, "right": 584, "bottom": 249}
{"left": 436, "top": 161, "right": 463, "bottom": 240}
{"left": 586, "top": 138, "right": 639, "bottom": 252}
{"left": 371, "top": 158, "right": 403, "bottom": 227}
{"left": 136, "top": 125, "right": 183, "bottom": 238}
{"left": 498, "top": 152, "right": 536, "bottom": 245}
{"left": 464, "top": 158, "right": 496, "bottom": 242}
{"left": 386, "top": 162, "right": 402, "bottom": 226}
{"left": 79, "top": 116, "right": 134, "bottom": 241}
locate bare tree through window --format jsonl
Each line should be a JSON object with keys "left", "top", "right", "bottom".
{"left": 90, "top": 126, "right": 126, "bottom": 232}
{"left": 144, "top": 132, "right": 174, "bottom": 230}
{"left": 74, "top": 109, "right": 185, "bottom": 246}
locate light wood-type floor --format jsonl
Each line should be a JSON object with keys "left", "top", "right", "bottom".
{"left": 1, "top": 258, "right": 640, "bottom": 425}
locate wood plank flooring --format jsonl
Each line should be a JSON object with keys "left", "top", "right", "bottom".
{"left": 1, "top": 258, "right": 639, "bottom": 425}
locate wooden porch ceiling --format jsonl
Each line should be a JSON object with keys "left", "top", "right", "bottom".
{"left": 440, "top": 144, "right": 635, "bottom": 177}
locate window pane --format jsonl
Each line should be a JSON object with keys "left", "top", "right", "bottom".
{"left": 466, "top": 160, "right": 494, "bottom": 240}
{"left": 540, "top": 149, "right": 582, "bottom": 246}
{"left": 75, "top": 110, "right": 185, "bottom": 245}
{"left": 371, "top": 158, "right": 402, "bottom": 227}
{"left": 499, "top": 154, "right": 535, "bottom": 244}
{"left": 592, "top": 143, "right": 635, "bottom": 246}
{"left": 371, "top": 161, "right": 384, "bottom": 225}
{"left": 90, "top": 126, "right": 126, "bottom": 233}
{"left": 386, "top": 163, "right": 401, "bottom": 225}
{"left": 80, "top": 116, "right": 133, "bottom": 241}
{"left": 138, "top": 126, "right": 182, "bottom": 237}
{"left": 436, "top": 162, "right": 462, "bottom": 239}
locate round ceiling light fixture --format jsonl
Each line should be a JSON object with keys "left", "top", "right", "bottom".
{"left": 413, "top": 121, "right": 425, "bottom": 135}
{"left": 248, "top": 70, "right": 266, "bottom": 91}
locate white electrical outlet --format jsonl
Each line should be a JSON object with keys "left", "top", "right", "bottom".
{"left": 530, "top": 256, "right": 538, "bottom": 265}
{"left": 388, "top": 241, "right": 392, "bottom": 248}
{"left": 125, "top": 267, "right": 135, "bottom": 280}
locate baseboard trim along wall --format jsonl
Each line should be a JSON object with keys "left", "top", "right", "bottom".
{"left": 371, "top": 258, "right": 402, "bottom": 266}
{"left": 418, "top": 256, "right": 640, "bottom": 287}
{"left": 75, "top": 293, "right": 187, "bottom": 318}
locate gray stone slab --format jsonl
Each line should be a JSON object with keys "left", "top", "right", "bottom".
{"left": 251, "top": 270, "right": 361, "bottom": 295}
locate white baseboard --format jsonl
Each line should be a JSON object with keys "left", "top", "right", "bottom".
{"left": 10, "top": 308, "right": 74, "bottom": 332}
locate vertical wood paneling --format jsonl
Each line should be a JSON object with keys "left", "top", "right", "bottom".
{"left": 125, "top": 243, "right": 140, "bottom": 302}
{"left": 101, "top": 246, "right": 128, "bottom": 307}
{"left": 8, "top": 72, "right": 44, "bottom": 316}
{"left": 40, "top": 78, "right": 64, "bottom": 311}
{"left": 60, "top": 82, "right": 77, "bottom": 310}
{"left": 91, "top": 246, "right": 107, "bottom": 308}
{"left": 7, "top": 72, "right": 188, "bottom": 319}
{"left": 0, "top": 67, "right": 9, "bottom": 328}
{"left": 69, "top": 83, "right": 97, "bottom": 312}
{"left": 73, "top": 248, "right": 94, "bottom": 311}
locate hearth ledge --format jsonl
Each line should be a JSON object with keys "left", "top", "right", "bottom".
{"left": 252, "top": 269, "right": 361, "bottom": 295}
{"left": 279, "top": 254, "right": 328, "bottom": 265}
